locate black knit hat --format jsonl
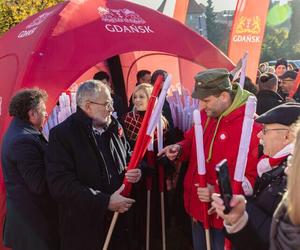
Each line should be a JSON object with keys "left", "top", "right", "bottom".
{"left": 275, "top": 58, "right": 288, "bottom": 69}
{"left": 256, "top": 103, "right": 300, "bottom": 126}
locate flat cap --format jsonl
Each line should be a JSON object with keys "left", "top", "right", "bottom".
{"left": 279, "top": 70, "right": 297, "bottom": 80}
{"left": 192, "top": 68, "right": 232, "bottom": 100}
{"left": 256, "top": 102, "right": 300, "bottom": 126}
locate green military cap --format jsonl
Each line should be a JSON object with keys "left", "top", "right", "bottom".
{"left": 191, "top": 68, "right": 232, "bottom": 100}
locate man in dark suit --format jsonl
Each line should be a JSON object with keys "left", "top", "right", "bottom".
{"left": 1, "top": 88, "right": 59, "bottom": 250}
{"left": 46, "top": 80, "right": 141, "bottom": 250}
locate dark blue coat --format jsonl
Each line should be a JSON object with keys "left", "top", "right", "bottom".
{"left": 1, "top": 118, "right": 59, "bottom": 250}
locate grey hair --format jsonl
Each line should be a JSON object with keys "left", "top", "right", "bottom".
{"left": 76, "top": 80, "right": 109, "bottom": 108}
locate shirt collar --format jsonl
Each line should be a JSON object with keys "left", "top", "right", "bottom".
{"left": 92, "top": 126, "right": 106, "bottom": 136}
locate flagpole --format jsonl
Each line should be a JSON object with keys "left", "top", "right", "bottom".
{"left": 157, "top": 117, "right": 166, "bottom": 250}
{"left": 103, "top": 75, "right": 171, "bottom": 250}
{"left": 102, "top": 212, "right": 119, "bottom": 250}
{"left": 102, "top": 75, "right": 163, "bottom": 250}
{"left": 146, "top": 137, "right": 155, "bottom": 250}
{"left": 193, "top": 109, "right": 211, "bottom": 250}
{"left": 146, "top": 188, "right": 151, "bottom": 250}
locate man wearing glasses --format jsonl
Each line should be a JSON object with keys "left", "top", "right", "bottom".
{"left": 46, "top": 80, "right": 141, "bottom": 250}
{"left": 279, "top": 70, "right": 300, "bottom": 103}
{"left": 211, "top": 102, "right": 300, "bottom": 250}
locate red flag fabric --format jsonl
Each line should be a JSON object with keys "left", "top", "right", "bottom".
{"left": 288, "top": 70, "right": 300, "bottom": 98}
{"left": 0, "top": 0, "right": 234, "bottom": 148}
{"left": 122, "top": 75, "right": 162, "bottom": 196}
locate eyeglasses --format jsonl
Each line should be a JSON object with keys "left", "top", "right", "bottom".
{"left": 88, "top": 100, "right": 114, "bottom": 111}
{"left": 262, "top": 128, "right": 289, "bottom": 135}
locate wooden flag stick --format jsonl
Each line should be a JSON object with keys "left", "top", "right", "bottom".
{"left": 146, "top": 190, "right": 151, "bottom": 250}
{"left": 157, "top": 118, "right": 166, "bottom": 250}
{"left": 102, "top": 212, "right": 119, "bottom": 250}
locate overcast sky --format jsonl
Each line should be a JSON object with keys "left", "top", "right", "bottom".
{"left": 196, "top": 0, "right": 237, "bottom": 11}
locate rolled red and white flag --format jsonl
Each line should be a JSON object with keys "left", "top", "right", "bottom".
{"left": 193, "top": 109, "right": 210, "bottom": 230}
{"left": 122, "top": 74, "right": 171, "bottom": 197}
{"left": 233, "top": 95, "right": 257, "bottom": 194}
{"left": 121, "top": 75, "right": 163, "bottom": 197}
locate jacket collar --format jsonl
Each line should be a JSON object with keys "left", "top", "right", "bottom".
{"left": 12, "top": 117, "right": 41, "bottom": 135}
{"left": 257, "top": 89, "right": 284, "bottom": 100}
{"left": 73, "top": 106, "right": 94, "bottom": 128}
{"left": 74, "top": 106, "right": 120, "bottom": 133}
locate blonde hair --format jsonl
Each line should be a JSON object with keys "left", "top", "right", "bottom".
{"left": 287, "top": 121, "right": 300, "bottom": 225}
{"left": 133, "top": 83, "right": 153, "bottom": 100}
{"left": 132, "top": 83, "right": 169, "bottom": 128}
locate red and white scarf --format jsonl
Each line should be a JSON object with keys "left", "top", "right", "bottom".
{"left": 257, "top": 143, "right": 294, "bottom": 177}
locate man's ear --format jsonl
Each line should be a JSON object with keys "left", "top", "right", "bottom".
{"left": 82, "top": 102, "right": 91, "bottom": 114}
{"left": 220, "top": 91, "right": 230, "bottom": 101}
{"left": 27, "top": 109, "right": 36, "bottom": 123}
{"left": 28, "top": 109, "right": 35, "bottom": 118}
{"left": 287, "top": 129, "right": 295, "bottom": 142}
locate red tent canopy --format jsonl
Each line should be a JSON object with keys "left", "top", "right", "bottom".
{"left": 0, "top": 0, "right": 234, "bottom": 144}
{"left": 0, "top": 2, "right": 234, "bottom": 247}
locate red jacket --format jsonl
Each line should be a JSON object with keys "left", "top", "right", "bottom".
{"left": 178, "top": 104, "right": 261, "bottom": 229}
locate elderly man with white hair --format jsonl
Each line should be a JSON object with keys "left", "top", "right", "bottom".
{"left": 211, "top": 103, "right": 300, "bottom": 250}
{"left": 46, "top": 80, "right": 141, "bottom": 250}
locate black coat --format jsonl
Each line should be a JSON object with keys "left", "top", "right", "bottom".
{"left": 226, "top": 159, "right": 288, "bottom": 250}
{"left": 256, "top": 90, "right": 285, "bottom": 115}
{"left": 1, "top": 118, "right": 59, "bottom": 250}
{"left": 112, "top": 93, "right": 127, "bottom": 120}
{"left": 46, "top": 107, "right": 132, "bottom": 250}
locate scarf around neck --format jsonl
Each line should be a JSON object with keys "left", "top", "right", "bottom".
{"left": 257, "top": 143, "right": 293, "bottom": 177}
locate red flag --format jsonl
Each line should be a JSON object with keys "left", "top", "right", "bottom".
{"left": 288, "top": 71, "right": 300, "bottom": 98}
{"left": 122, "top": 75, "right": 163, "bottom": 197}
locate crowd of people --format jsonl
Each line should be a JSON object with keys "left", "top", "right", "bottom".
{"left": 1, "top": 61, "right": 300, "bottom": 250}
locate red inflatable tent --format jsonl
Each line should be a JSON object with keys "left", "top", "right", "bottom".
{"left": 0, "top": 0, "right": 234, "bottom": 139}
{"left": 0, "top": 1, "right": 234, "bottom": 247}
